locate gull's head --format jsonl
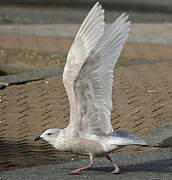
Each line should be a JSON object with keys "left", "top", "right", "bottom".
{"left": 34, "top": 128, "right": 61, "bottom": 144}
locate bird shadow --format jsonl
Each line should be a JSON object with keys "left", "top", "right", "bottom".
{"left": 89, "top": 158, "right": 172, "bottom": 174}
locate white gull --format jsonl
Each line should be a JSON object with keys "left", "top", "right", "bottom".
{"left": 35, "top": 2, "right": 148, "bottom": 175}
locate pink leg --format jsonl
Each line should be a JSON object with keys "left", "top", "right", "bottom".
{"left": 70, "top": 154, "right": 94, "bottom": 175}
{"left": 106, "top": 155, "right": 120, "bottom": 174}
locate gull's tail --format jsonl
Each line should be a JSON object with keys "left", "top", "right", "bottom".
{"left": 110, "top": 130, "right": 165, "bottom": 148}
{"left": 110, "top": 130, "right": 147, "bottom": 146}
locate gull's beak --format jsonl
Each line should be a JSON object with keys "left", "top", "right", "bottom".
{"left": 34, "top": 136, "right": 41, "bottom": 141}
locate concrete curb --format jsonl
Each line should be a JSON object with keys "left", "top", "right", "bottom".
{"left": 0, "top": 68, "right": 62, "bottom": 89}
{"left": 0, "top": 24, "right": 172, "bottom": 46}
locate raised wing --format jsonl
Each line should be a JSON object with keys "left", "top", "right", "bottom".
{"left": 72, "top": 14, "right": 130, "bottom": 136}
{"left": 63, "top": 3, "right": 105, "bottom": 124}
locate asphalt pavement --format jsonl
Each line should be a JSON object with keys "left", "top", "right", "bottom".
{"left": 1, "top": 148, "right": 172, "bottom": 180}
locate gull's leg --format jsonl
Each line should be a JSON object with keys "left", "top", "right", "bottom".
{"left": 106, "top": 155, "right": 120, "bottom": 174}
{"left": 70, "top": 154, "right": 94, "bottom": 175}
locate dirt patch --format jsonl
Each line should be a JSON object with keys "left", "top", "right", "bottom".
{"left": 1, "top": 41, "right": 172, "bottom": 74}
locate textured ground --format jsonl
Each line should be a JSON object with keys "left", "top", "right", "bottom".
{"left": 0, "top": 148, "right": 172, "bottom": 180}
{"left": 0, "top": 60, "right": 172, "bottom": 171}
{"left": 0, "top": 24, "right": 172, "bottom": 74}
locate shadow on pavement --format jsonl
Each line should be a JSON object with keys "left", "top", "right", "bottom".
{"left": 89, "top": 158, "right": 172, "bottom": 174}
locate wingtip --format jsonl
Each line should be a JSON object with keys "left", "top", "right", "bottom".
{"left": 94, "top": 2, "right": 100, "bottom": 8}
{"left": 119, "top": 13, "right": 130, "bottom": 22}
{"left": 94, "top": 1, "right": 104, "bottom": 11}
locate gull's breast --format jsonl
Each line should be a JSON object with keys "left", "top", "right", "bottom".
{"left": 70, "top": 138, "right": 105, "bottom": 156}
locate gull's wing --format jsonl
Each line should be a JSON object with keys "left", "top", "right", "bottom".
{"left": 74, "top": 14, "right": 130, "bottom": 135}
{"left": 73, "top": 14, "right": 130, "bottom": 136}
{"left": 63, "top": 2, "right": 105, "bottom": 123}
{"left": 64, "top": 3, "right": 130, "bottom": 136}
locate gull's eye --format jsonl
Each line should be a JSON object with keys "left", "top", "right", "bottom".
{"left": 47, "top": 133, "right": 52, "bottom": 136}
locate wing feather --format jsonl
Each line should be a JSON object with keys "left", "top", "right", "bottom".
{"left": 63, "top": 3, "right": 130, "bottom": 136}
{"left": 73, "top": 14, "right": 130, "bottom": 136}
{"left": 63, "top": 2, "right": 105, "bottom": 124}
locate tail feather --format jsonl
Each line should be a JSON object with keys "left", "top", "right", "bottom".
{"left": 110, "top": 130, "right": 169, "bottom": 148}
{"left": 110, "top": 130, "right": 147, "bottom": 146}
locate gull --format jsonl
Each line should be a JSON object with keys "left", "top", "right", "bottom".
{"left": 35, "top": 2, "right": 148, "bottom": 175}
